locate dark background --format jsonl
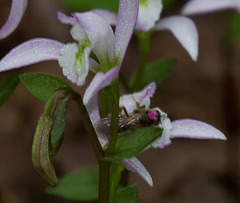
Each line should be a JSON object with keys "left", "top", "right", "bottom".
{"left": 0, "top": 0, "right": 239, "bottom": 202}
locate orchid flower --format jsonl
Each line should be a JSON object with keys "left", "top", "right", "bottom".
{"left": 0, "top": 0, "right": 139, "bottom": 86}
{"left": 0, "top": 0, "right": 28, "bottom": 39}
{"left": 95, "top": 0, "right": 198, "bottom": 61}
{"left": 83, "top": 81, "right": 226, "bottom": 186}
{"left": 181, "top": 0, "right": 240, "bottom": 16}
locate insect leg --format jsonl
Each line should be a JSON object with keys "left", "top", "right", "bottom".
{"left": 132, "top": 96, "right": 145, "bottom": 109}
{"left": 119, "top": 106, "right": 129, "bottom": 117}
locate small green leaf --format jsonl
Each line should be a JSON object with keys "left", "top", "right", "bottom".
{"left": 0, "top": 71, "right": 21, "bottom": 107}
{"left": 104, "top": 127, "right": 162, "bottom": 161}
{"left": 63, "top": 0, "right": 119, "bottom": 12}
{"left": 112, "top": 185, "right": 138, "bottom": 203}
{"left": 46, "top": 165, "right": 99, "bottom": 201}
{"left": 129, "top": 58, "right": 176, "bottom": 89}
{"left": 19, "top": 72, "right": 73, "bottom": 101}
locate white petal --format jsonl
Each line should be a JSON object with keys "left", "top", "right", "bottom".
{"left": 151, "top": 107, "right": 172, "bottom": 149}
{"left": 136, "top": 0, "right": 163, "bottom": 32}
{"left": 58, "top": 43, "right": 90, "bottom": 86}
{"left": 170, "top": 119, "right": 227, "bottom": 140}
{"left": 119, "top": 82, "right": 156, "bottom": 113}
{"left": 115, "top": 0, "right": 139, "bottom": 65}
{"left": 70, "top": 25, "right": 88, "bottom": 43}
{"left": 182, "top": 0, "right": 240, "bottom": 15}
{"left": 74, "top": 12, "right": 116, "bottom": 66}
{"left": 0, "top": 0, "right": 28, "bottom": 39}
{"left": 154, "top": 16, "right": 198, "bottom": 61}
{"left": 122, "top": 157, "right": 153, "bottom": 186}
{"left": 0, "top": 38, "right": 64, "bottom": 72}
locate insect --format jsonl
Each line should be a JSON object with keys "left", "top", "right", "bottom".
{"left": 95, "top": 98, "right": 161, "bottom": 134}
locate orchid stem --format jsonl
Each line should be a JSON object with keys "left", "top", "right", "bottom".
{"left": 133, "top": 31, "right": 151, "bottom": 90}
{"left": 105, "top": 78, "right": 119, "bottom": 155}
{"left": 98, "top": 78, "right": 119, "bottom": 203}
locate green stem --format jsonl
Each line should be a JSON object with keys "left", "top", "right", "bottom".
{"left": 105, "top": 78, "right": 119, "bottom": 155}
{"left": 73, "top": 93, "right": 103, "bottom": 160}
{"left": 133, "top": 31, "right": 152, "bottom": 90}
{"left": 98, "top": 78, "right": 120, "bottom": 203}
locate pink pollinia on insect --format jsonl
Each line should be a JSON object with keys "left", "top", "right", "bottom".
{"left": 148, "top": 109, "right": 156, "bottom": 119}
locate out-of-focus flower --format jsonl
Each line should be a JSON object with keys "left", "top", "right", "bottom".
{"left": 0, "top": 0, "right": 28, "bottom": 39}
{"left": 95, "top": 0, "right": 198, "bottom": 61}
{"left": 84, "top": 81, "right": 226, "bottom": 186}
{"left": 0, "top": 0, "right": 139, "bottom": 86}
{"left": 181, "top": 0, "right": 240, "bottom": 16}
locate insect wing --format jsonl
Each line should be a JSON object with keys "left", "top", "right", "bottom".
{"left": 94, "top": 117, "right": 111, "bottom": 134}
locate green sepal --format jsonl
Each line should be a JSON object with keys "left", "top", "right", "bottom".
{"left": 103, "top": 127, "right": 162, "bottom": 161}
{"left": 19, "top": 72, "right": 74, "bottom": 101}
{"left": 46, "top": 165, "right": 99, "bottom": 201}
{"left": 129, "top": 58, "right": 176, "bottom": 90}
{"left": 32, "top": 115, "right": 58, "bottom": 187}
{"left": 50, "top": 96, "right": 70, "bottom": 156}
{"left": 112, "top": 185, "right": 138, "bottom": 203}
{"left": 0, "top": 70, "right": 21, "bottom": 107}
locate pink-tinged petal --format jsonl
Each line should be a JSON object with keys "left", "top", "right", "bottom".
{"left": 74, "top": 12, "right": 115, "bottom": 65}
{"left": 122, "top": 157, "right": 153, "bottom": 186}
{"left": 155, "top": 16, "right": 198, "bottom": 61}
{"left": 92, "top": 9, "right": 117, "bottom": 25}
{"left": 83, "top": 66, "right": 120, "bottom": 123}
{"left": 115, "top": 0, "right": 139, "bottom": 65}
{"left": 119, "top": 82, "right": 156, "bottom": 113}
{"left": 136, "top": 0, "right": 163, "bottom": 32}
{"left": 57, "top": 11, "right": 76, "bottom": 26}
{"left": 0, "top": 0, "right": 28, "bottom": 39}
{"left": 181, "top": 0, "right": 240, "bottom": 16}
{"left": 170, "top": 119, "right": 227, "bottom": 140}
{"left": 0, "top": 38, "right": 64, "bottom": 72}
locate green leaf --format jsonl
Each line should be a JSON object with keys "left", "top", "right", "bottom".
{"left": 63, "top": 0, "right": 119, "bottom": 12}
{"left": 129, "top": 58, "right": 176, "bottom": 90}
{"left": 0, "top": 71, "right": 21, "bottom": 107}
{"left": 104, "top": 127, "right": 162, "bottom": 161}
{"left": 19, "top": 72, "right": 73, "bottom": 101}
{"left": 228, "top": 13, "right": 240, "bottom": 42}
{"left": 46, "top": 165, "right": 99, "bottom": 201}
{"left": 113, "top": 185, "right": 138, "bottom": 203}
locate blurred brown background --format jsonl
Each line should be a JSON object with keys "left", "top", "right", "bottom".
{"left": 0, "top": 0, "right": 239, "bottom": 202}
